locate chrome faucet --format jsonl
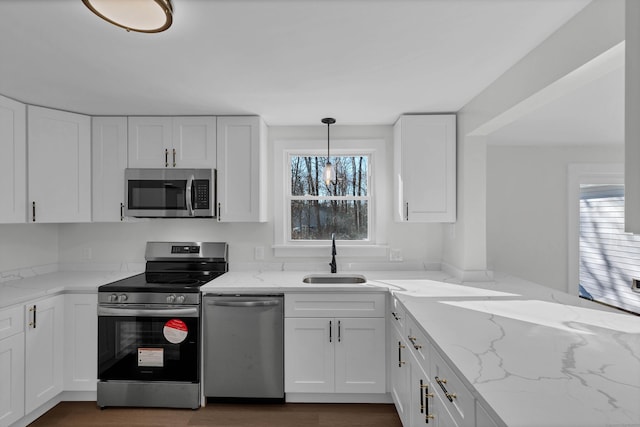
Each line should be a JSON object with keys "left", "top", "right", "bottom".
{"left": 329, "top": 233, "right": 337, "bottom": 274}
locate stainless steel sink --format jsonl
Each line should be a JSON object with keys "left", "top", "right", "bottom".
{"left": 302, "top": 274, "right": 367, "bottom": 284}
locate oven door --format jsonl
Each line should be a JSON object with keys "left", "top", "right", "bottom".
{"left": 98, "top": 305, "right": 199, "bottom": 383}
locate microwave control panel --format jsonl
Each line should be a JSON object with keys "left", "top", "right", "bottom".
{"left": 193, "top": 180, "right": 210, "bottom": 209}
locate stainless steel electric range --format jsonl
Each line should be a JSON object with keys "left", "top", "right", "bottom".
{"left": 96, "top": 241, "right": 228, "bottom": 409}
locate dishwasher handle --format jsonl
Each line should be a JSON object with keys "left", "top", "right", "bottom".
{"left": 208, "top": 300, "right": 281, "bottom": 308}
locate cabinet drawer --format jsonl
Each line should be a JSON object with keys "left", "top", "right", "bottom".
{"left": 285, "top": 293, "right": 385, "bottom": 318}
{"left": 405, "top": 316, "right": 429, "bottom": 373}
{"left": 388, "top": 297, "right": 406, "bottom": 334}
{"left": 431, "top": 350, "right": 475, "bottom": 427}
{"left": 0, "top": 305, "right": 24, "bottom": 341}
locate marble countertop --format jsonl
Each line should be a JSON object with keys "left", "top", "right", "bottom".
{"left": 204, "top": 271, "right": 640, "bottom": 427}
{"left": 2, "top": 268, "right": 638, "bottom": 426}
{"left": 0, "top": 270, "right": 143, "bottom": 308}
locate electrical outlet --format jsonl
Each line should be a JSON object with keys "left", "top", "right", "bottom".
{"left": 254, "top": 246, "right": 264, "bottom": 260}
{"left": 82, "top": 247, "right": 92, "bottom": 260}
{"left": 390, "top": 248, "right": 403, "bottom": 262}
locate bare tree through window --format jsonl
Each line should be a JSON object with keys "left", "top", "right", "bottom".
{"left": 290, "top": 155, "right": 369, "bottom": 241}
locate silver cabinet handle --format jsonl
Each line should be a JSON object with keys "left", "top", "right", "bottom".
{"left": 338, "top": 320, "right": 341, "bottom": 342}
{"left": 120, "top": 203, "right": 124, "bottom": 221}
{"left": 165, "top": 148, "right": 169, "bottom": 167}
{"left": 217, "top": 202, "right": 221, "bottom": 221}
{"left": 405, "top": 202, "right": 409, "bottom": 221}
{"left": 173, "top": 148, "right": 176, "bottom": 167}
{"left": 32, "top": 201, "right": 36, "bottom": 222}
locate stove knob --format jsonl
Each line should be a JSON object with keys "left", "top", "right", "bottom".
{"left": 166, "top": 294, "right": 176, "bottom": 303}
{"left": 109, "top": 294, "right": 118, "bottom": 303}
{"left": 176, "top": 295, "right": 186, "bottom": 304}
{"left": 118, "top": 294, "right": 128, "bottom": 303}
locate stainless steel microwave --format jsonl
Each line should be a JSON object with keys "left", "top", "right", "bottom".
{"left": 124, "top": 168, "right": 214, "bottom": 218}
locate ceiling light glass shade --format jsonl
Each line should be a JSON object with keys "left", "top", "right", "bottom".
{"left": 323, "top": 161, "right": 336, "bottom": 186}
{"left": 82, "top": 0, "right": 173, "bottom": 33}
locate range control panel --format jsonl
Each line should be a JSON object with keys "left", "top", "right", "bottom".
{"left": 171, "top": 245, "right": 201, "bottom": 254}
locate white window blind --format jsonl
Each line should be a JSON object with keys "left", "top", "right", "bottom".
{"left": 579, "top": 184, "right": 640, "bottom": 314}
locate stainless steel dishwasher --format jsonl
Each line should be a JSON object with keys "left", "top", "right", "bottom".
{"left": 203, "top": 294, "right": 284, "bottom": 401}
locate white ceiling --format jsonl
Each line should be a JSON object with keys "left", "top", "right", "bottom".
{"left": 0, "top": 0, "right": 591, "bottom": 126}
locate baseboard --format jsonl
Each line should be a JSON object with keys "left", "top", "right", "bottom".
{"left": 285, "top": 393, "right": 393, "bottom": 404}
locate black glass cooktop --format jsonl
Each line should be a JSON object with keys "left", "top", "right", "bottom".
{"left": 98, "top": 272, "right": 218, "bottom": 293}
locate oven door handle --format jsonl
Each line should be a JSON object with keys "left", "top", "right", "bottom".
{"left": 208, "top": 300, "right": 280, "bottom": 308}
{"left": 98, "top": 306, "right": 199, "bottom": 317}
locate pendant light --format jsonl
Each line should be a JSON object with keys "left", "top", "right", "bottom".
{"left": 82, "top": 0, "right": 174, "bottom": 33}
{"left": 322, "top": 118, "right": 337, "bottom": 186}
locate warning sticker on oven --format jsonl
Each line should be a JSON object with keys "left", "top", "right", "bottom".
{"left": 163, "top": 319, "right": 188, "bottom": 344}
{"left": 138, "top": 348, "right": 163, "bottom": 367}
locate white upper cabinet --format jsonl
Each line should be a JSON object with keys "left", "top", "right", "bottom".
{"left": 27, "top": 106, "right": 91, "bottom": 223}
{"left": 394, "top": 114, "right": 456, "bottom": 223}
{"left": 0, "top": 95, "right": 26, "bottom": 223}
{"left": 128, "top": 116, "right": 216, "bottom": 168}
{"left": 92, "top": 117, "right": 128, "bottom": 222}
{"left": 216, "top": 116, "right": 267, "bottom": 222}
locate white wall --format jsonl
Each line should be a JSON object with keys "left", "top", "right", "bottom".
{"left": 486, "top": 144, "right": 624, "bottom": 292}
{"left": 0, "top": 224, "right": 58, "bottom": 272}
{"left": 53, "top": 125, "right": 443, "bottom": 271}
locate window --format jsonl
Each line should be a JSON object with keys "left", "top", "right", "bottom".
{"left": 273, "top": 136, "right": 388, "bottom": 257}
{"left": 289, "top": 155, "right": 370, "bottom": 241}
{"left": 568, "top": 164, "right": 640, "bottom": 314}
{"left": 579, "top": 184, "right": 640, "bottom": 314}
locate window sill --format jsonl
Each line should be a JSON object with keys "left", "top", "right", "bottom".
{"left": 272, "top": 244, "right": 389, "bottom": 258}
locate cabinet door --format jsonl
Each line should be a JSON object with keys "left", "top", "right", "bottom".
{"left": 0, "top": 95, "right": 26, "bottom": 223}
{"left": 284, "top": 318, "right": 334, "bottom": 393}
{"left": 216, "top": 116, "right": 267, "bottom": 222}
{"left": 172, "top": 117, "right": 216, "bottom": 168}
{"left": 24, "top": 295, "right": 64, "bottom": 413}
{"left": 0, "top": 332, "right": 25, "bottom": 426}
{"left": 335, "top": 318, "right": 385, "bottom": 393}
{"left": 389, "top": 326, "right": 410, "bottom": 426}
{"left": 92, "top": 117, "right": 128, "bottom": 222}
{"left": 127, "top": 117, "right": 172, "bottom": 168}
{"left": 394, "top": 115, "right": 456, "bottom": 223}
{"left": 63, "top": 294, "right": 98, "bottom": 391}
{"left": 27, "top": 106, "right": 91, "bottom": 223}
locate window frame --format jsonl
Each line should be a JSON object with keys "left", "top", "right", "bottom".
{"left": 273, "top": 137, "right": 389, "bottom": 258}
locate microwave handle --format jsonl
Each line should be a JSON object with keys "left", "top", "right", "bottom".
{"left": 186, "top": 175, "right": 195, "bottom": 217}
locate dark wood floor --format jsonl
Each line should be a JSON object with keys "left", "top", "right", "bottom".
{"left": 29, "top": 401, "right": 402, "bottom": 427}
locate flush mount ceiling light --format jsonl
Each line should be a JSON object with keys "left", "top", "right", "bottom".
{"left": 321, "top": 117, "right": 337, "bottom": 186}
{"left": 82, "top": 0, "right": 174, "bottom": 33}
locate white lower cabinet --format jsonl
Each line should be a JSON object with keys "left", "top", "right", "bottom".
{"left": 475, "top": 401, "right": 500, "bottom": 427}
{"left": 389, "top": 297, "right": 499, "bottom": 427}
{"left": 24, "top": 295, "right": 64, "bottom": 414}
{"left": 284, "top": 293, "right": 386, "bottom": 396}
{"left": 285, "top": 317, "right": 386, "bottom": 394}
{"left": 0, "top": 305, "right": 25, "bottom": 427}
{"left": 389, "top": 324, "right": 410, "bottom": 426}
{"left": 63, "top": 294, "right": 98, "bottom": 391}
{"left": 408, "top": 352, "right": 458, "bottom": 427}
